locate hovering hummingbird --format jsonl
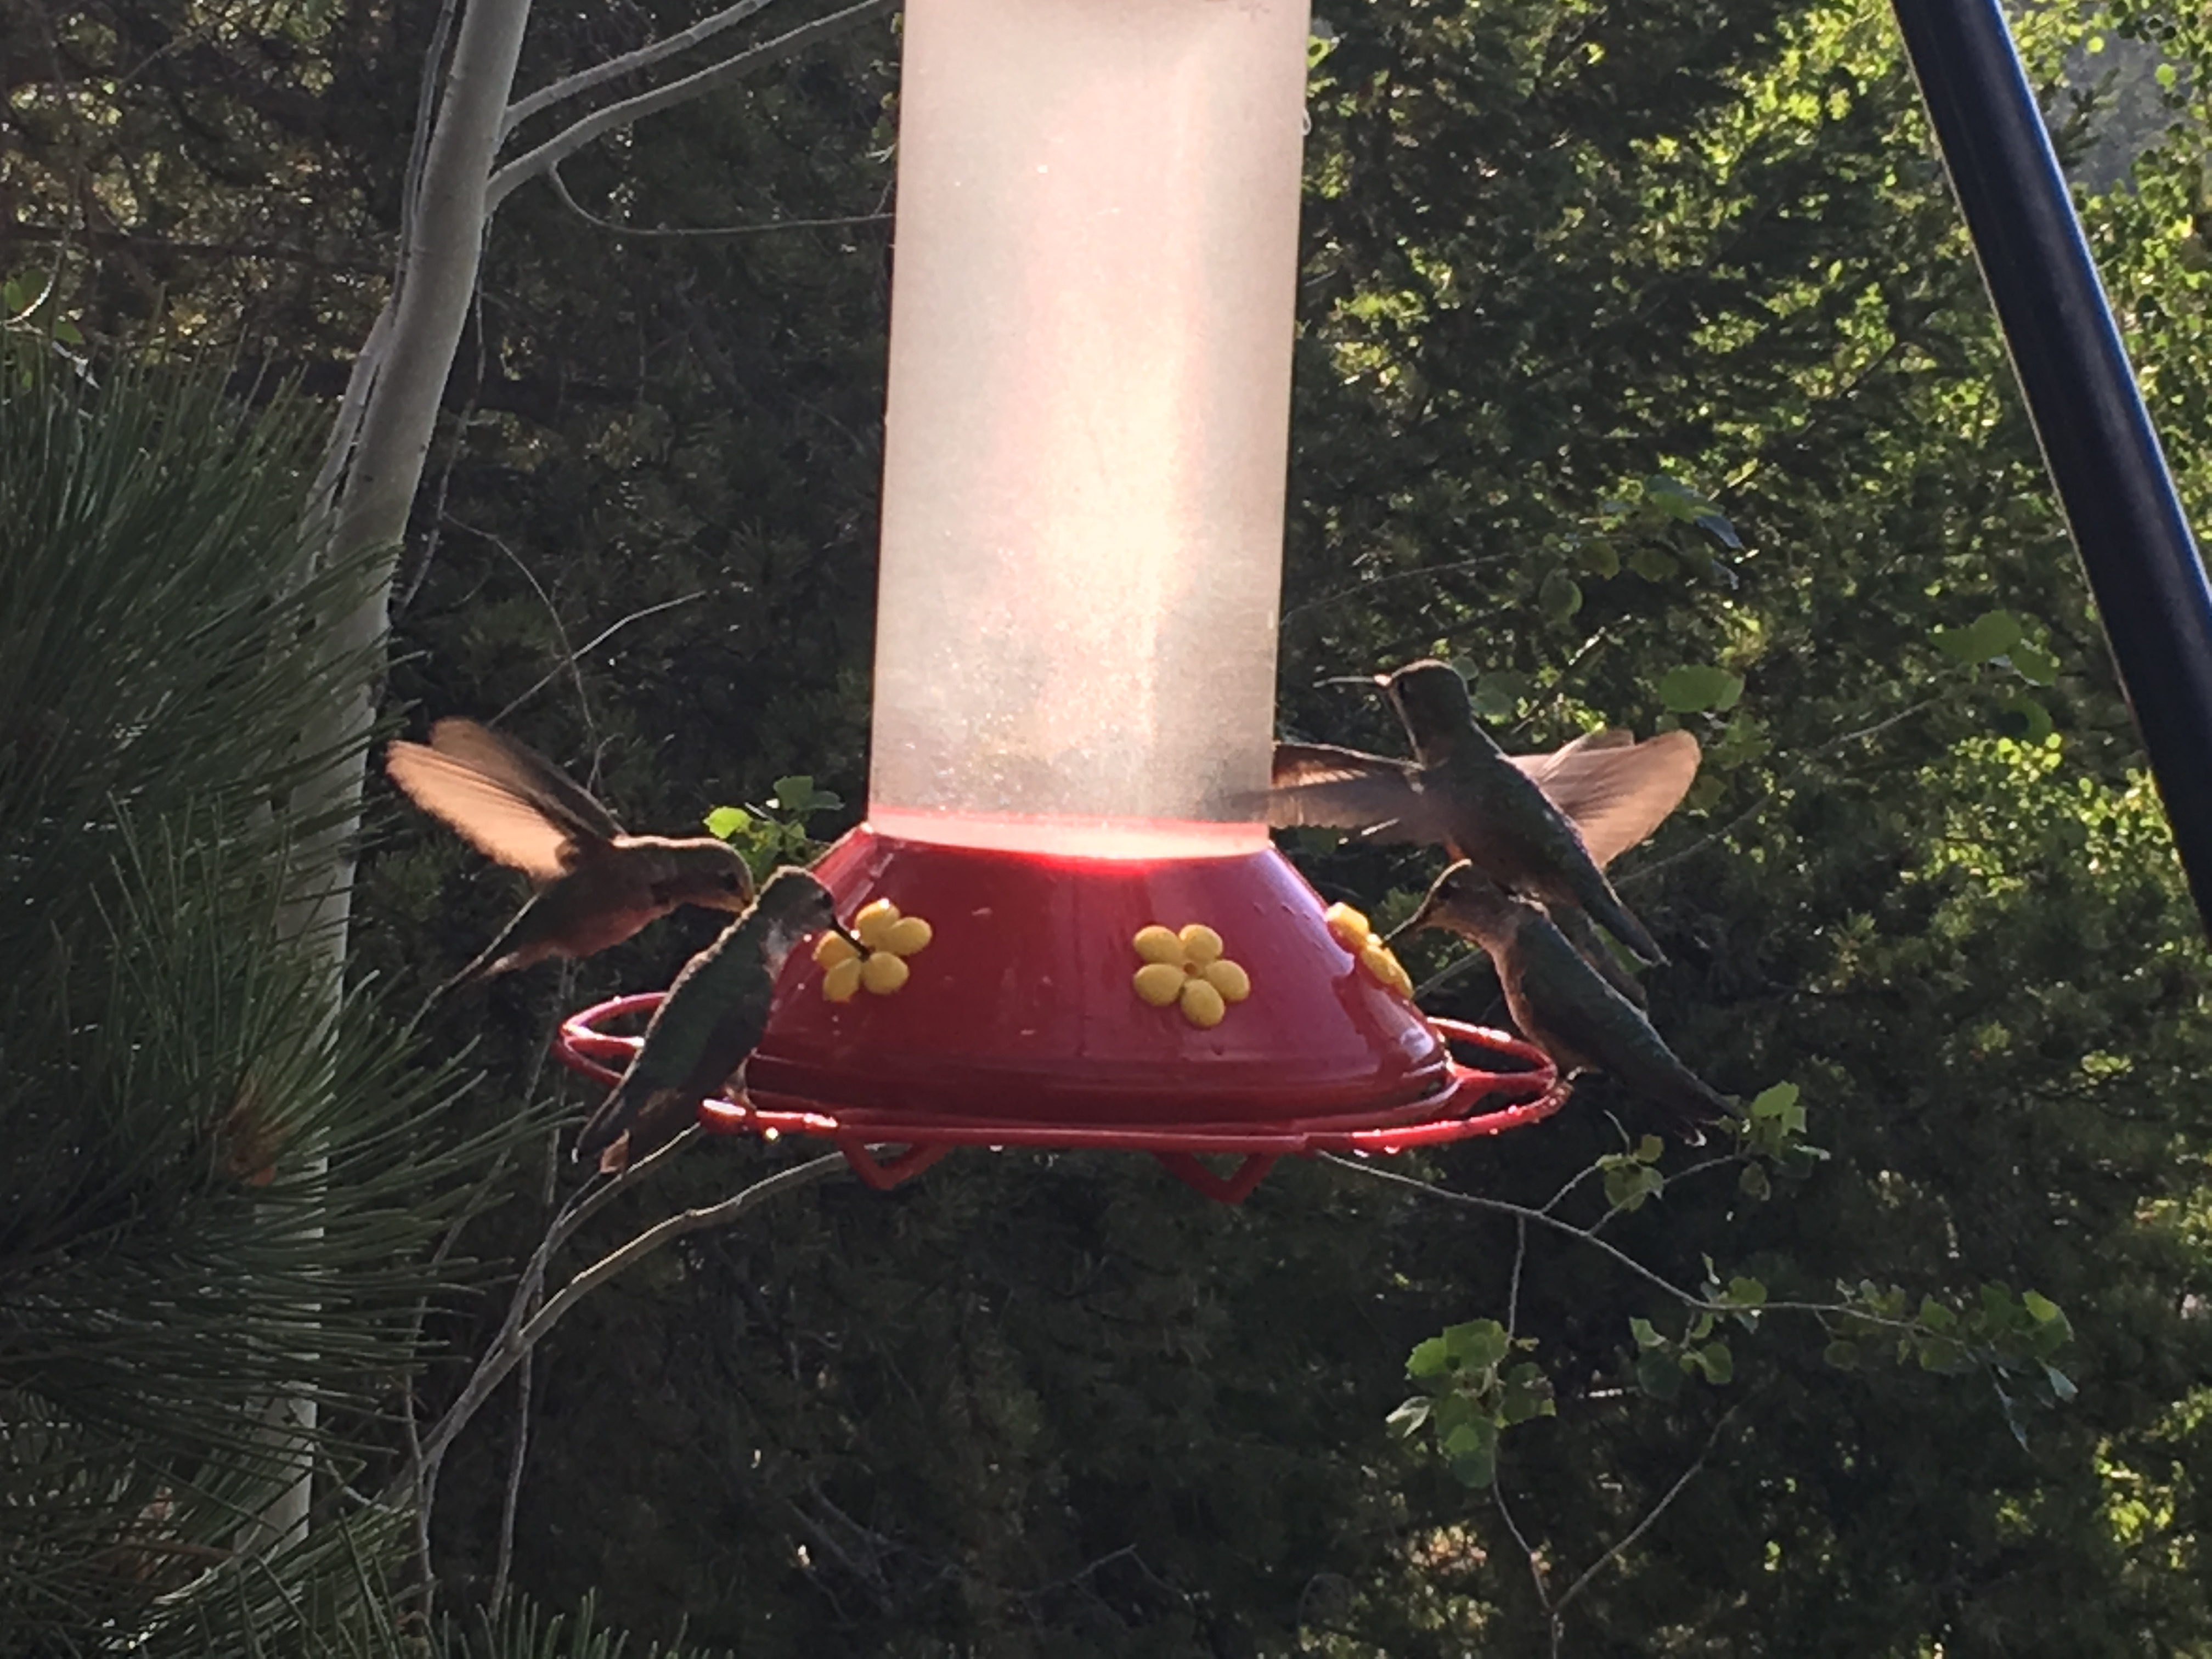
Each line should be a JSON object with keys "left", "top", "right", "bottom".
{"left": 1390, "top": 862, "right": 1734, "bottom": 1142}
{"left": 385, "top": 718, "right": 756, "bottom": 983}
{"left": 1259, "top": 659, "right": 1697, "bottom": 966}
{"left": 575, "top": 867, "right": 859, "bottom": 1173}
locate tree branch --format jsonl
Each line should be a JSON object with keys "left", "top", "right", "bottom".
{"left": 485, "top": 0, "right": 898, "bottom": 211}
{"left": 1549, "top": 1408, "right": 1737, "bottom": 1620}
{"left": 501, "top": 0, "right": 779, "bottom": 139}
{"left": 404, "top": 1149, "right": 846, "bottom": 1484}
{"left": 1320, "top": 1153, "right": 1917, "bottom": 1335}
{"left": 546, "top": 162, "right": 890, "bottom": 239}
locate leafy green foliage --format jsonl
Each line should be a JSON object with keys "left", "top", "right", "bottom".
{"left": 1392, "top": 1319, "right": 1555, "bottom": 1488}
{"left": 704, "top": 775, "right": 845, "bottom": 880}
{"left": 7, "top": 0, "right": 2212, "bottom": 1652}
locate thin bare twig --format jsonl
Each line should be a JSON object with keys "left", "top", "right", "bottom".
{"left": 489, "top": 1120, "right": 562, "bottom": 1612}
{"left": 1280, "top": 555, "right": 1500, "bottom": 627}
{"left": 1320, "top": 1154, "right": 1912, "bottom": 1336}
{"left": 486, "top": 0, "right": 899, "bottom": 210}
{"left": 501, "top": 0, "right": 780, "bottom": 138}
{"left": 447, "top": 518, "right": 596, "bottom": 737}
{"left": 514, "top": 1153, "right": 845, "bottom": 1353}
{"left": 1491, "top": 1480, "right": 1551, "bottom": 1623}
{"left": 548, "top": 162, "right": 891, "bottom": 240}
{"left": 1550, "top": 1408, "right": 1738, "bottom": 1621}
{"left": 491, "top": 592, "right": 706, "bottom": 727}
{"left": 405, "top": 1150, "right": 845, "bottom": 1485}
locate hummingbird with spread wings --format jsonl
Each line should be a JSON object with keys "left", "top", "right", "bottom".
{"left": 1391, "top": 861, "right": 1734, "bottom": 1142}
{"left": 1260, "top": 659, "right": 1699, "bottom": 968}
{"left": 385, "top": 719, "right": 755, "bottom": 984}
{"left": 575, "top": 867, "right": 859, "bottom": 1173}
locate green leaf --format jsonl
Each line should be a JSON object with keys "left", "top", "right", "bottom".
{"left": 1738, "top": 1162, "right": 1771, "bottom": 1201}
{"left": 1470, "top": 670, "right": 1532, "bottom": 721}
{"left": 1407, "top": 1336, "right": 1452, "bottom": 1379}
{"left": 1385, "top": 1397, "right": 1431, "bottom": 1436}
{"left": 2044, "top": 1364, "right": 2078, "bottom": 1403}
{"left": 1500, "top": 1362, "right": 1556, "bottom": 1424}
{"left": 1629, "top": 544, "right": 1678, "bottom": 582}
{"left": 1934, "top": 608, "right": 2022, "bottom": 663}
{"left": 1824, "top": 1340, "right": 1861, "bottom": 1370}
{"left": 2023, "top": 1290, "right": 2062, "bottom": 1324}
{"left": 768, "top": 775, "right": 843, "bottom": 817}
{"left": 2006, "top": 643, "right": 2060, "bottom": 687}
{"left": 1686, "top": 1341, "right": 1733, "bottom": 1385}
{"left": 1635, "top": 1351, "right": 1684, "bottom": 1401}
{"left": 1997, "top": 692, "right": 2054, "bottom": 744}
{"left": 1538, "top": 568, "right": 1583, "bottom": 622}
{"left": 1578, "top": 537, "right": 1622, "bottom": 578}
{"left": 1726, "top": 1276, "right": 1767, "bottom": 1308}
{"left": 1630, "top": 1316, "right": 1665, "bottom": 1350}
{"left": 1693, "top": 509, "right": 1744, "bottom": 550}
{"left": 1441, "top": 1319, "right": 1511, "bottom": 1370}
{"left": 703, "top": 805, "right": 748, "bottom": 840}
{"left": 1658, "top": 664, "right": 1745, "bottom": 713}
{"left": 1645, "top": 473, "right": 1719, "bottom": 521}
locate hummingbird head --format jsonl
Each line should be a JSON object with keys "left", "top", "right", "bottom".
{"left": 670, "top": 840, "right": 759, "bottom": 912}
{"left": 1383, "top": 660, "right": 1483, "bottom": 761}
{"left": 750, "top": 867, "right": 864, "bottom": 969}
{"left": 1386, "top": 860, "right": 1522, "bottom": 953}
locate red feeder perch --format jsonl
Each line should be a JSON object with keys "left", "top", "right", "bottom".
{"left": 554, "top": 0, "right": 1566, "bottom": 1199}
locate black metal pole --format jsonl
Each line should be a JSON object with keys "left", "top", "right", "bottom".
{"left": 1891, "top": 0, "right": 2212, "bottom": 935}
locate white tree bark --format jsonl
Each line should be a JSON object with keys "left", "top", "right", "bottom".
{"left": 256, "top": 0, "right": 535, "bottom": 1555}
{"left": 261, "top": 0, "right": 891, "bottom": 1553}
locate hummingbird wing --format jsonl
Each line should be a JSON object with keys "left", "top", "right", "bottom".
{"left": 386, "top": 720, "right": 621, "bottom": 882}
{"left": 427, "top": 720, "right": 627, "bottom": 841}
{"left": 1511, "top": 729, "right": 1701, "bottom": 868}
{"left": 1257, "top": 744, "right": 1458, "bottom": 844}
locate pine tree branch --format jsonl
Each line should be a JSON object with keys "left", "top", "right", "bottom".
{"left": 484, "top": 0, "right": 898, "bottom": 211}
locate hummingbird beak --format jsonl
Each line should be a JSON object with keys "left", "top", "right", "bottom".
{"left": 1315, "top": 673, "right": 1387, "bottom": 691}
{"left": 825, "top": 913, "right": 866, "bottom": 951}
{"left": 1381, "top": 900, "right": 1433, "bottom": 951}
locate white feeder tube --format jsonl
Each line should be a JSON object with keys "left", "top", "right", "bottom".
{"left": 867, "top": 0, "right": 1312, "bottom": 858}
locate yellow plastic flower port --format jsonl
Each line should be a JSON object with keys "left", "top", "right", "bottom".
{"left": 815, "top": 898, "right": 933, "bottom": 1002}
{"left": 1323, "top": 902, "right": 1415, "bottom": 1000}
{"left": 1131, "top": 922, "right": 1252, "bottom": 1030}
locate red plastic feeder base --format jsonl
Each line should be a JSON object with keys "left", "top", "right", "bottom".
{"left": 553, "top": 822, "right": 1567, "bottom": 1201}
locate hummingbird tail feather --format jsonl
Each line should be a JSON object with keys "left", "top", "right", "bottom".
{"left": 1592, "top": 893, "right": 1666, "bottom": 966}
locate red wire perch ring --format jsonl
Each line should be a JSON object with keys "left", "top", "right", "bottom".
{"left": 553, "top": 995, "right": 1568, "bottom": 1203}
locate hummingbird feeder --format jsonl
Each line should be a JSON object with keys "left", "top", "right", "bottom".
{"left": 556, "top": 0, "right": 1564, "bottom": 1200}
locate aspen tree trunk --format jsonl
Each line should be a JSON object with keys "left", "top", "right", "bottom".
{"left": 254, "top": 0, "right": 536, "bottom": 1551}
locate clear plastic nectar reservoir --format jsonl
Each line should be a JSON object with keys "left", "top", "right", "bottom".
{"left": 867, "top": 0, "right": 1313, "bottom": 856}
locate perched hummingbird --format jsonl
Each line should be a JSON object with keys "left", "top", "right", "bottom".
{"left": 574, "top": 867, "right": 859, "bottom": 1174}
{"left": 1260, "top": 660, "right": 1697, "bottom": 966}
{"left": 385, "top": 719, "right": 756, "bottom": 983}
{"left": 1391, "top": 862, "right": 1734, "bottom": 1142}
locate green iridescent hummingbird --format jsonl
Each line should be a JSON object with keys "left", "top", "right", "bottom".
{"left": 574, "top": 867, "right": 860, "bottom": 1173}
{"left": 1261, "top": 659, "right": 1697, "bottom": 967}
{"left": 1391, "top": 862, "right": 1734, "bottom": 1142}
{"left": 386, "top": 719, "right": 755, "bottom": 983}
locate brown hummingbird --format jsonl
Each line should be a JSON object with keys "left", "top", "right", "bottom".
{"left": 1390, "top": 861, "right": 1734, "bottom": 1142}
{"left": 576, "top": 868, "right": 860, "bottom": 1173}
{"left": 1259, "top": 660, "right": 1699, "bottom": 967}
{"left": 385, "top": 719, "right": 756, "bottom": 983}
